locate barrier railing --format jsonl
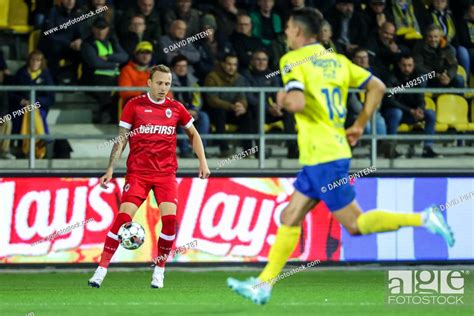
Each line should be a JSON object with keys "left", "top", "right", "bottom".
{"left": 0, "top": 86, "right": 473, "bottom": 169}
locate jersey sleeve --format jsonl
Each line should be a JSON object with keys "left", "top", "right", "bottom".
{"left": 177, "top": 102, "right": 194, "bottom": 128}
{"left": 119, "top": 100, "right": 135, "bottom": 130}
{"left": 280, "top": 52, "right": 305, "bottom": 92}
{"left": 342, "top": 55, "right": 373, "bottom": 88}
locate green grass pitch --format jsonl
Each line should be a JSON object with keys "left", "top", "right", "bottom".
{"left": 0, "top": 269, "right": 472, "bottom": 316}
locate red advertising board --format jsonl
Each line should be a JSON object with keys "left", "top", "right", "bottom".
{"left": 0, "top": 177, "right": 341, "bottom": 263}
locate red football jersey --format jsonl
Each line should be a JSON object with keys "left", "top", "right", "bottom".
{"left": 119, "top": 93, "right": 194, "bottom": 176}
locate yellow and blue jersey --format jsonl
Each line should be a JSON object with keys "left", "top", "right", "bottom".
{"left": 280, "top": 43, "right": 372, "bottom": 166}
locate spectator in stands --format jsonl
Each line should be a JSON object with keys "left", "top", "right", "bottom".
{"left": 229, "top": 14, "right": 266, "bottom": 71}
{"left": 81, "top": 0, "right": 115, "bottom": 37}
{"left": 387, "top": 0, "right": 423, "bottom": 46}
{"left": 212, "top": 0, "right": 244, "bottom": 38}
{"left": 249, "top": 0, "right": 283, "bottom": 47}
{"left": 118, "top": 0, "right": 161, "bottom": 46}
{"left": 26, "top": 0, "right": 54, "bottom": 29}
{"left": 456, "top": 2, "right": 474, "bottom": 75}
{"left": 276, "top": 0, "right": 307, "bottom": 24}
{"left": 0, "top": 52, "right": 10, "bottom": 82}
{"left": 326, "top": 0, "right": 368, "bottom": 55}
{"left": 413, "top": 24, "right": 464, "bottom": 88}
{"left": 159, "top": 20, "right": 201, "bottom": 69}
{"left": 367, "top": 22, "right": 409, "bottom": 74}
{"left": 119, "top": 14, "right": 149, "bottom": 57}
{"left": 319, "top": 20, "right": 338, "bottom": 52}
{"left": 290, "top": 0, "right": 306, "bottom": 10}
{"left": 204, "top": 53, "right": 255, "bottom": 157}
{"left": 81, "top": 17, "right": 128, "bottom": 123}
{"left": 242, "top": 50, "right": 298, "bottom": 158}
{"left": 312, "top": 0, "right": 336, "bottom": 15}
{"left": 382, "top": 54, "right": 440, "bottom": 158}
{"left": 420, "top": 0, "right": 470, "bottom": 80}
{"left": 8, "top": 50, "right": 55, "bottom": 158}
{"left": 118, "top": 41, "right": 173, "bottom": 105}
{"left": 171, "top": 55, "right": 210, "bottom": 158}
{"left": 346, "top": 48, "right": 387, "bottom": 155}
{"left": 194, "top": 16, "right": 233, "bottom": 83}
{"left": 163, "top": 0, "right": 202, "bottom": 36}
{"left": 448, "top": 0, "right": 471, "bottom": 21}
{"left": 0, "top": 51, "right": 14, "bottom": 160}
{"left": 363, "top": 0, "right": 387, "bottom": 31}
{"left": 118, "top": 41, "right": 153, "bottom": 104}
{"left": 39, "top": 0, "right": 84, "bottom": 83}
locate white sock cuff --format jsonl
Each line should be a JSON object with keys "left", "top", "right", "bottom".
{"left": 107, "top": 231, "right": 119, "bottom": 241}
{"left": 159, "top": 233, "right": 176, "bottom": 241}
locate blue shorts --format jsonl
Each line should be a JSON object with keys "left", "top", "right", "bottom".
{"left": 293, "top": 158, "right": 355, "bottom": 211}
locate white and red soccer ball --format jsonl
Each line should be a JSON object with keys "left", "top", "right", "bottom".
{"left": 118, "top": 222, "right": 145, "bottom": 250}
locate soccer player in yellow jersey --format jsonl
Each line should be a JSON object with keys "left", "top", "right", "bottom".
{"left": 227, "top": 8, "right": 454, "bottom": 305}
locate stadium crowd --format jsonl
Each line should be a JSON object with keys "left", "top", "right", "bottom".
{"left": 1, "top": 0, "right": 473, "bottom": 159}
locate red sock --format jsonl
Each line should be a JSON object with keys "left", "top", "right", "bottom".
{"left": 99, "top": 212, "right": 132, "bottom": 268}
{"left": 156, "top": 215, "right": 177, "bottom": 268}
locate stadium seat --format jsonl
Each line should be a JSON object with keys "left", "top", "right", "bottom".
{"left": 0, "top": 0, "right": 9, "bottom": 28}
{"left": 457, "top": 65, "right": 467, "bottom": 86}
{"left": 28, "top": 30, "right": 40, "bottom": 53}
{"left": 424, "top": 96, "right": 447, "bottom": 132}
{"left": 210, "top": 124, "right": 238, "bottom": 133}
{"left": 424, "top": 96, "right": 435, "bottom": 111}
{"left": 397, "top": 124, "right": 412, "bottom": 132}
{"left": 456, "top": 65, "right": 473, "bottom": 98}
{"left": 471, "top": 99, "right": 474, "bottom": 122}
{"left": 7, "top": 0, "right": 32, "bottom": 33}
{"left": 265, "top": 120, "right": 284, "bottom": 132}
{"left": 77, "top": 63, "right": 83, "bottom": 81}
{"left": 394, "top": 97, "right": 434, "bottom": 132}
{"left": 436, "top": 94, "right": 474, "bottom": 131}
{"left": 225, "top": 124, "right": 238, "bottom": 132}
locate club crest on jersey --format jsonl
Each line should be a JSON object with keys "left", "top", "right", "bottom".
{"left": 165, "top": 108, "right": 172, "bottom": 118}
{"left": 124, "top": 183, "right": 130, "bottom": 192}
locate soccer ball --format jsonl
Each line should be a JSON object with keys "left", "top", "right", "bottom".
{"left": 118, "top": 222, "right": 145, "bottom": 250}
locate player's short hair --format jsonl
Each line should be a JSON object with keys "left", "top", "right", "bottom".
{"left": 289, "top": 8, "right": 324, "bottom": 38}
{"left": 149, "top": 65, "right": 171, "bottom": 80}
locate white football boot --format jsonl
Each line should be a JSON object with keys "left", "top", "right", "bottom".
{"left": 151, "top": 266, "right": 164, "bottom": 288}
{"left": 88, "top": 266, "right": 107, "bottom": 288}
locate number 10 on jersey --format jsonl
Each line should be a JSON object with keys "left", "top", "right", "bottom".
{"left": 322, "top": 87, "right": 346, "bottom": 121}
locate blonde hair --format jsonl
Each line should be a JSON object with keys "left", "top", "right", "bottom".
{"left": 149, "top": 64, "right": 171, "bottom": 79}
{"left": 27, "top": 50, "right": 47, "bottom": 70}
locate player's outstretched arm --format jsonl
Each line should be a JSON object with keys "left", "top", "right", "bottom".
{"left": 184, "top": 125, "right": 210, "bottom": 179}
{"left": 346, "top": 76, "right": 386, "bottom": 146}
{"left": 100, "top": 126, "right": 130, "bottom": 189}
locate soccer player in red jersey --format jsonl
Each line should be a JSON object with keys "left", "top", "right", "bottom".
{"left": 88, "top": 64, "right": 210, "bottom": 288}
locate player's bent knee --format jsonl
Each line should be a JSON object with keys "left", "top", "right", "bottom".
{"left": 159, "top": 202, "right": 177, "bottom": 216}
{"left": 119, "top": 202, "right": 139, "bottom": 218}
{"left": 343, "top": 220, "right": 361, "bottom": 236}
{"left": 280, "top": 206, "right": 303, "bottom": 226}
